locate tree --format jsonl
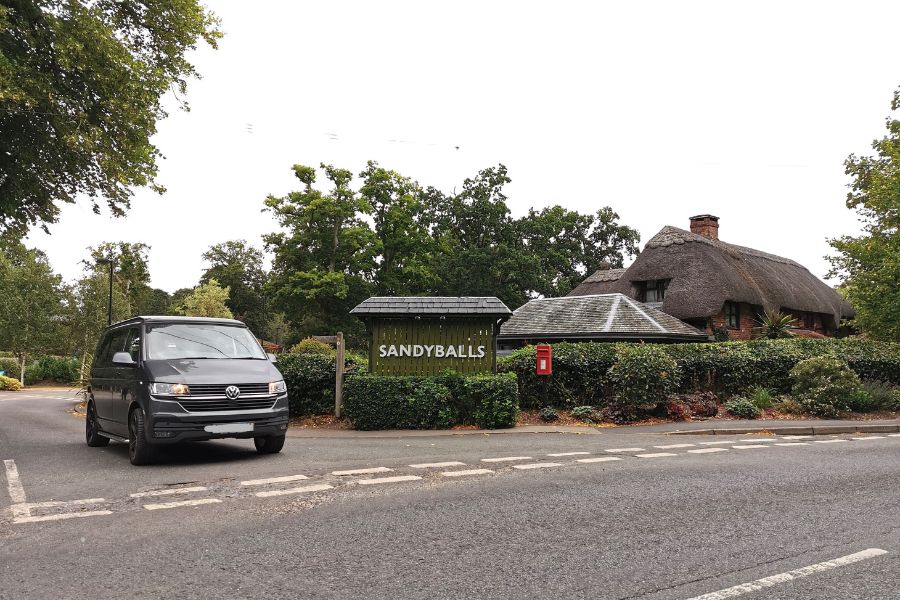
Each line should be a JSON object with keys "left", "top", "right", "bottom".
{"left": 176, "top": 279, "right": 233, "bottom": 318}
{"left": 65, "top": 271, "right": 129, "bottom": 372}
{"left": 201, "top": 240, "right": 268, "bottom": 333}
{"left": 264, "top": 164, "right": 377, "bottom": 339}
{"left": 828, "top": 87, "right": 900, "bottom": 340}
{"left": 0, "top": 243, "right": 66, "bottom": 384}
{"left": 0, "top": 0, "right": 221, "bottom": 235}
{"left": 86, "top": 242, "right": 154, "bottom": 317}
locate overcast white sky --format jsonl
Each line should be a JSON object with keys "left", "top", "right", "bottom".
{"left": 25, "top": 1, "right": 900, "bottom": 293}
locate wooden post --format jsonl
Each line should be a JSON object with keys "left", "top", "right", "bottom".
{"left": 335, "top": 331, "right": 345, "bottom": 418}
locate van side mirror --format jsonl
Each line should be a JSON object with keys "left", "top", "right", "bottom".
{"left": 267, "top": 353, "right": 277, "bottom": 362}
{"left": 112, "top": 352, "right": 136, "bottom": 366}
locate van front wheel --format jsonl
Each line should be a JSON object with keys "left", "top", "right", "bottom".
{"left": 254, "top": 435, "right": 285, "bottom": 454}
{"left": 128, "top": 408, "right": 156, "bottom": 465}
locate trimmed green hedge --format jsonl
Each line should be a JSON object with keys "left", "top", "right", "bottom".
{"left": 24, "top": 356, "right": 78, "bottom": 384}
{"left": 344, "top": 372, "right": 519, "bottom": 430}
{"left": 499, "top": 338, "right": 900, "bottom": 408}
{"left": 278, "top": 352, "right": 366, "bottom": 416}
{"left": 0, "top": 357, "right": 20, "bottom": 380}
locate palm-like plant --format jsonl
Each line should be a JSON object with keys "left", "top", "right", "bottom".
{"left": 752, "top": 309, "right": 799, "bottom": 339}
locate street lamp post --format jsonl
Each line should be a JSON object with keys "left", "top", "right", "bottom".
{"left": 99, "top": 258, "right": 114, "bottom": 326}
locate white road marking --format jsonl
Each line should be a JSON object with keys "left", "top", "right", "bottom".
{"left": 143, "top": 498, "right": 222, "bottom": 511}
{"left": 130, "top": 486, "right": 208, "bottom": 498}
{"left": 654, "top": 444, "right": 696, "bottom": 449}
{"left": 780, "top": 435, "right": 811, "bottom": 440}
{"left": 888, "top": 433, "right": 900, "bottom": 437}
{"left": 546, "top": 452, "right": 590, "bottom": 457}
{"left": 27, "top": 498, "right": 105, "bottom": 508}
{"left": 358, "top": 475, "right": 422, "bottom": 485}
{"left": 815, "top": 439, "right": 850, "bottom": 444}
{"left": 409, "top": 461, "right": 466, "bottom": 469}
{"left": 852, "top": 436, "right": 885, "bottom": 440}
{"left": 738, "top": 439, "right": 778, "bottom": 443}
{"left": 577, "top": 457, "right": 622, "bottom": 463}
{"left": 14, "top": 511, "right": 113, "bottom": 524}
{"left": 256, "top": 484, "right": 333, "bottom": 498}
{"left": 331, "top": 467, "right": 393, "bottom": 476}
{"left": 733, "top": 445, "right": 770, "bottom": 449}
{"left": 774, "top": 442, "right": 810, "bottom": 447}
{"left": 688, "top": 448, "right": 729, "bottom": 454}
{"left": 636, "top": 453, "right": 678, "bottom": 458}
{"left": 3, "top": 459, "right": 27, "bottom": 504}
{"left": 605, "top": 448, "right": 645, "bottom": 453}
{"left": 699, "top": 441, "right": 736, "bottom": 445}
{"left": 685, "top": 548, "right": 888, "bottom": 600}
{"left": 481, "top": 456, "right": 532, "bottom": 463}
{"left": 512, "top": 462, "right": 563, "bottom": 470}
{"left": 441, "top": 469, "right": 494, "bottom": 477}
{"left": 240, "top": 475, "right": 308, "bottom": 486}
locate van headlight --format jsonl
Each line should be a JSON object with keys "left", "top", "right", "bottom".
{"left": 269, "top": 380, "right": 287, "bottom": 394}
{"left": 150, "top": 382, "right": 190, "bottom": 396}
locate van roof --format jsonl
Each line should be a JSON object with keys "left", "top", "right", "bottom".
{"left": 106, "top": 316, "right": 246, "bottom": 329}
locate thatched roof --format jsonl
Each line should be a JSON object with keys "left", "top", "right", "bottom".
{"left": 498, "top": 293, "right": 707, "bottom": 342}
{"left": 570, "top": 226, "right": 854, "bottom": 326}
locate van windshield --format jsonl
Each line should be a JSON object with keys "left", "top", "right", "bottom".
{"left": 145, "top": 323, "right": 267, "bottom": 360}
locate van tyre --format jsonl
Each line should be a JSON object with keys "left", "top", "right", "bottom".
{"left": 254, "top": 434, "right": 285, "bottom": 454}
{"left": 128, "top": 407, "right": 155, "bottom": 465}
{"left": 85, "top": 401, "right": 109, "bottom": 447}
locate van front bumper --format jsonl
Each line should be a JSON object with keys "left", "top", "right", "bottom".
{"left": 147, "top": 394, "right": 289, "bottom": 443}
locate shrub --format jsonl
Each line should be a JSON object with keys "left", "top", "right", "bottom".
{"left": 498, "top": 343, "right": 616, "bottom": 409}
{"left": 0, "top": 375, "right": 22, "bottom": 391}
{"left": 663, "top": 400, "right": 690, "bottom": 421}
{"left": 598, "top": 400, "right": 632, "bottom": 424}
{"left": 681, "top": 391, "right": 719, "bottom": 418}
{"left": 289, "top": 338, "right": 335, "bottom": 356}
{"left": 791, "top": 357, "right": 870, "bottom": 418}
{"left": 746, "top": 386, "right": 774, "bottom": 410}
{"left": 278, "top": 353, "right": 365, "bottom": 416}
{"left": 608, "top": 344, "right": 679, "bottom": 413}
{"left": 860, "top": 380, "right": 900, "bottom": 411}
{"left": 725, "top": 398, "right": 760, "bottom": 419}
{"left": 25, "top": 355, "right": 78, "bottom": 384}
{"left": 571, "top": 405, "right": 596, "bottom": 422}
{"left": 0, "top": 357, "right": 21, "bottom": 380}
{"left": 343, "top": 375, "right": 456, "bottom": 430}
{"left": 772, "top": 397, "right": 803, "bottom": 415}
{"left": 539, "top": 407, "right": 559, "bottom": 422}
{"left": 466, "top": 372, "right": 519, "bottom": 429}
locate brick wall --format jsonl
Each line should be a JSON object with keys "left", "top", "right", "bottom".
{"left": 707, "top": 302, "right": 757, "bottom": 340}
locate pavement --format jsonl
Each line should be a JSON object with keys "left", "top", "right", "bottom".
{"left": 1, "top": 390, "right": 898, "bottom": 599}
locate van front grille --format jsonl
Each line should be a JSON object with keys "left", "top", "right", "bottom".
{"left": 178, "top": 397, "right": 276, "bottom": 412}
{"left": 187, "top": 383, "right": 270, "bottom": 396}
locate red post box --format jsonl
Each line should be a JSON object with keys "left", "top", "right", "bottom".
{"left": 536, "top": 344, "right": 552, "bottom": 375}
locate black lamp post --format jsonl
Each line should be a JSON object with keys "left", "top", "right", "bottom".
{"left": 98, "top": 258, "right": 114, "bottom": 326}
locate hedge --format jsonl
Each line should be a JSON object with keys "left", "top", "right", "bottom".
{"left": 498, "top": 338, "right": 900, "bottom": 408}
{"left": 278, "top": 352, "right": 367, "bottom": 416}
{"left": 343, "top": 372, "right": 519, "bottom": 430}
{"left": 0, "top": 357, "right": 20, "bottom": 380}
{"left": 24, "top": 356, "right": 78, "bottom": 384}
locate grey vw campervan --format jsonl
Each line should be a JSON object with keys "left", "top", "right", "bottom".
{"left": 86, "top": 316, "right": 289, "bottom": 465}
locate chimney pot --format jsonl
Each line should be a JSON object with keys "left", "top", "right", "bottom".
{"left": 689, "top": 214, "right": 719, "bottom": 240}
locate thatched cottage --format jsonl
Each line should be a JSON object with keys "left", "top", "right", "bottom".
{"left": 569, "top": 215, "right": 854, "bottom": 339}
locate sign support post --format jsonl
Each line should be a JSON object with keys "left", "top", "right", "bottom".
{"left": 335, "top": 331, "right": 345, "bottom": 418}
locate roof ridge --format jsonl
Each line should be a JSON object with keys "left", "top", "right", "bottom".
{"left": 646, "top": 226, "right": 805, "bottom": 268}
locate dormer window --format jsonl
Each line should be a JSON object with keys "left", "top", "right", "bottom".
{"left": 638, "top": 279, "right": 669, "bottom": 303}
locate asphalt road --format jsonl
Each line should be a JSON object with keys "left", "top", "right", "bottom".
{"left": 1, "top": 390, "right": 898, "bottom": 599}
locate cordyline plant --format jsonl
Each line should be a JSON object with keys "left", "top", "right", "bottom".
{"left": 752, "top": 309, "right": 799, "bottom": 339}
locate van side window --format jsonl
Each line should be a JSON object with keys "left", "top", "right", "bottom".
{"left": 94, "top": 334, "right": 113, "bottom": 367}
{"left": 126, "top": 327, "right": 141, "bottom": 362}
{"left": 104, "top": 329, "right": 130, "bottom": 364}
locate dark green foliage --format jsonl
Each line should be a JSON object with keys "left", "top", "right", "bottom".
{"left": 277, "top": 353, "right": 364, "bottom": 416}
{"left": 343, "top": 375, "right": 456, "bottom": 430}
{"left": 498, "top": 343, "right": 617, "bottom": 408}
{"left": 465, "top": 372, "right": 519, "bottom": 429}
{"left": 752, "top": 309, "right": 799, "bottom": 339}
{"left": 25, "top": 356, "right": 78, "bottom": 384}
{"left": 608, "top": 344, "right": 679, "bottom": 411}
{"left": 791, "top": 357, "right": 870, "bottom": 418}
{"left": 0, "top": 357, "right": 20, "bottom": 380}
{"left": 290, "top": 338, "right": 335, "bottom": 356}
{"left": 860, "top": 380, "right": 900, "bottom": 411}
{"left": 571, "top": 405, "right": 597, "bottom": 422}
{"left": 539, "top": 407, "right": 560, "bottom": 422}
{"left": 725, "top": 398, "right": 761, "bottom": 419}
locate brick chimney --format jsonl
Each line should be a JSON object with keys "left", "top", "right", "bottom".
{"left": 689, "top": 214, "right": 719, "bottom": 240}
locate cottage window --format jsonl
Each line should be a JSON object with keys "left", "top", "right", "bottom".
{"left": 725, "top": 302, "right": 740, "bottom": 329}
{"left": 640, "top": 279, "right": 670, "bottom": 303}
{"left": 804, "top": 312, "right": 816, "bottom": 329}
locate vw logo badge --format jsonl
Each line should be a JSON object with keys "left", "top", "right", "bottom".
{"left": 225, "top": 385, "right": 240, "bottom": 400}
